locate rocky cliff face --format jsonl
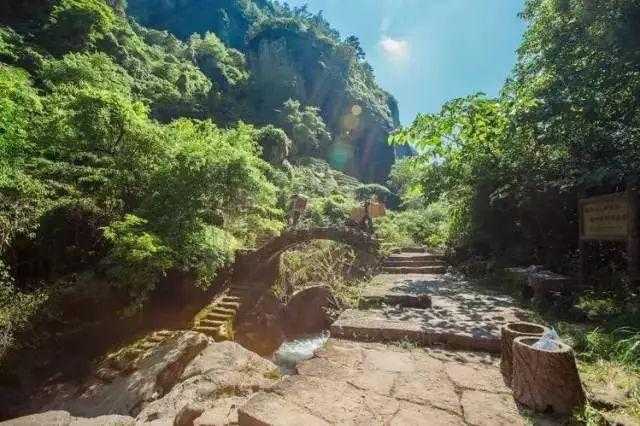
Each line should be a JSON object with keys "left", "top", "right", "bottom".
{"left": 246, "top": 33, "right": 398, "bottom": 181}
{"left": 127, "top": 0, "right": 400, "bottom": 182}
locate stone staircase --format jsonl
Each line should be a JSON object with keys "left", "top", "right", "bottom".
{"left": 382, "top": 247, "right": 447, "bottom": 274}
{"left": 192, "top": 283, "right": 254, "bottom": 341}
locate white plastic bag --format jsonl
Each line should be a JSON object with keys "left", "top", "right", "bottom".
{"left": 532, "top": 328, "right": 560, "bottom": 350}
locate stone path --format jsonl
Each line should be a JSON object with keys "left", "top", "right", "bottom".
{"left": 240, "top": 248, "right": 543, "bottom": 425}
{"left": 333, "top": 272, "right": 530, "bottom": 352}
{"left": 240, "top": 340, "right": 531, "bottom": 425}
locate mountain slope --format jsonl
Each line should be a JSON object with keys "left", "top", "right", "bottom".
{"left": 127, "top": 0, "right": 400, "bottom": 181}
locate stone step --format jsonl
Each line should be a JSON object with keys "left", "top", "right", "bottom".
{"left": 217, "top": 301, "right": 241, "bottom": 309}
{"left": 383, "top": 259, "right": 444, "bottom": 267}
{"left": 139, "top": 341, "right": 157, "bottom": 350}
{"left": 205, "top": 312, "right": 234, "bottom": 321}
{"left": 361, "top": 274, "right": 438, "bottom": 309}
{"left": 359, "top": 293, "right": 432, "bottom": 309}
{"left": 382, "top": 266, "right": 446, "bottom": 274}
{"left": 387, "top": 253, "right": 443, "bottom": 261}
{"left": 399, "top": 247, "right": 427, "bottom": 253}
{"left": 128, "top": 348, "right": 144, "bottom": 357}
{"left": 221, "top": 295, "right": 242, "bottom": 302}
{"left": 199, "top": 319, "right": 227, "bottom": 327}
{"left": 193, "top": 326, "right": 224, "bottom": 338}
{"left": 330, "top": 309, "right": 500, "bottom": 353}
{"left": 210, "top": 307, "right": 236, "bottom": 315}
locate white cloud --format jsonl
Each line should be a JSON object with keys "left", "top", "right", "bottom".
{"left": 379, "top": 37, "right": 410, "bottom": 63}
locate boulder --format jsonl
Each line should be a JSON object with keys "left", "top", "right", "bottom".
{"left": 135, "top": 341, "right": 280, "bottom": 425}
{"left": 5, "top": 334, "right": 282, "bottom": 426}
{"left": 47, "top": 331, "right": 209, "bottom": 418}
{"left": 284, "top": 285, "right": 334, "bottom": 338}
{"left": 234, "top": 294, "right": 286, "bottom": 356}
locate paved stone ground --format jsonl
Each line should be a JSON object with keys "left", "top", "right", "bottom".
{"left": 239, "top": 250, "right": 558, "bottom": 425}
{"left": 240, "top": 339, "right": 541, "bottom": 425}
{"left": 333, "top": 273, "right": 531, "bottom": 352}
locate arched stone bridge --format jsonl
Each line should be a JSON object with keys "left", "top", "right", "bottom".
{"left": 243, "top": 226, "right": 379, "bottom": 267}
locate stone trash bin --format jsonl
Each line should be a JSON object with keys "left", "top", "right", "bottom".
{"left": 511, "top": 336, "right": 585, "bottom": 414}
{"left": 500, "top": 321, "right": 550, "bottom": 386}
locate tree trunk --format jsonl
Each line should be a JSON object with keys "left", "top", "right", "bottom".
{"left": 511, "top": 336, "right": 586, "bottom": 414}
{"left": 500, "top": 322, "right": 549, "bottom": 386}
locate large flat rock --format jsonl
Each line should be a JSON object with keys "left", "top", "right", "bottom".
{"left": 341, "top": 274, "right": 531, "bottom": 352}
{"left": 238, "top": 339, "right": 534, "bottom": 425}
{"left": 361, "top": 273, "right": 442, "bottom": 307}
{"left": 27, "top": 334, "right": 280, "bottom": 426}
{"left": 0, "top": 411, "right": 135, "bottom": 425}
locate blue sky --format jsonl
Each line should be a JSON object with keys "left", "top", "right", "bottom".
{"left": 284, "top": 0, "right": 527, "bottom": 125}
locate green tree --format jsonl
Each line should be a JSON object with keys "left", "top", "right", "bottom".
{"left": 279, "top": 99, "right": 332, "bottom": 157}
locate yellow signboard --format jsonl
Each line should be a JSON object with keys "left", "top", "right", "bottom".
{"left": 579, "top": 194, "right": 629, "bottom": 241}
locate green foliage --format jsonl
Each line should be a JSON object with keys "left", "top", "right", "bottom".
{"left": 0, "top": 65, "right": 41, "bottom": 161}
{"left": 374, "top": 203, "right": 450, "bottom": 253}
{"left": 572, "top": 327, "right": 640, "bottom": 367}
{"left": 45, "top": 0, "right": 116, "bottom": 53}
{"left": 0, "top": 277, "right": 47, "bottom": 361}
{"left": 279, "top": 99, "right": 332, "bottom": 157}
{"left": 0, "top": 65, "right": 46, "bottom": 249}
{"left": 282, "top": 158, "right": 365, "bottom": 227}
{"left": 126, "top": 0, "right": 398, "bottom": 181}
{"left": 0, "top": 3, "right": 287, "bottom": 320}
{"left": 0, "top": 0, "right": 399, "bottom": 370}
{"left": 102, "top": 214, "right": 173, "bottom": 312}
{"left": 355, "top": 183, "right": 393, "bottom": 203}
{"left": 254, "top": 125, "right": 291, "bottom": 165}
{"left": 390, "top": 0, "right": 640, "bottom": 269}
{"left": 143, "top": 119, "right": 282, "bottom": 250}
{"left": 275, "top": 240, "right": 370, "bottom": 310}
{"left": 189, "top": 32, "right": 248, "bottom": 89}
{"left": 39, "top": 52, "right": 134, "bottom": 94}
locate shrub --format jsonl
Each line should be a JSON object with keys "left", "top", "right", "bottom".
{"left": 374, "top": 202, "right": 450, "bottom": 253}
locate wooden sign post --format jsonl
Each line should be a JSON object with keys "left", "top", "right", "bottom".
{"left": 578, "top": 189, "right": 639, "bottom": 285}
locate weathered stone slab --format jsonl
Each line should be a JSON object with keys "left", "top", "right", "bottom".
{"left": 349, "top": 272, "right": 531, "bottom": 353}
{"left": 238, "top": 392, "right": 329, "bottom": 426}
{"left": 391, "top": 402, "right": 464, "bottom": 426}
{"left": 383, "top": 265, "right": 447, "bottom": 274}
{"left": 237, "top": 339, "right": 536, "bottom": 425}
{"left": 331, "top": 308, "right": 502, "bottom": 352}
{"left": 47, "top": 331, "right": 209, "bottom": 418}
{"left": 460, "top": 390, "right": 526, "bottom": 426}
{"left": 0, "top": 411, "right": 136, "bottom": 425}
{"left": 445, "top": 363, "right": 510, "bottom": 394}
{"left": 136, "top": 341, "right": 279, "bottom": 424}
{"left": 360, "top": 273, "right": 439, "bottom": 308}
